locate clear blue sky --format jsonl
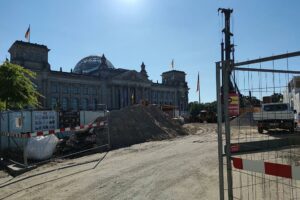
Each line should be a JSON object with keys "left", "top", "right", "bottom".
{"left": 1, "top": 0, "right": 300, "bottom": 103}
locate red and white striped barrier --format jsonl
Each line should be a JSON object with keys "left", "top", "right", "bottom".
{"left": 232, "top": 157, "right": 300, "bottom": 180}
{"left": 0, "top": 121, "right": 107, "bottom": 138}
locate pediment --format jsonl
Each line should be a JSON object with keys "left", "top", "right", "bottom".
{"left": 113, "top": 70, "right": 150, "bottom": 83}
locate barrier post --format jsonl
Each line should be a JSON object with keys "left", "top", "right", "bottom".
{"left": 23, "top": 139, "right": 28, "bottom": 167}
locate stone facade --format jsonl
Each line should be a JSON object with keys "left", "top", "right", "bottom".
{"left": 9, "top": 41, "right": 189, "bottom": 112}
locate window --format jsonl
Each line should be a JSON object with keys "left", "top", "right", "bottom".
{"left": 71, "top": 98, "right": 79, "bottom": 110}
{"left": 263, "top": 104, "right": 288, "bottom": 112}
{"left": 160, "top": 92, "right": 164, "bottom": 100}
{"left": 82, "top": 98, "right": 88, "bottom": 110}
{"left": 72, "top": 87, "right": 79, "bottom": 94}
{"left": 92, "top": 99, "right": 97, "bottom": 110}
{"left": 152, "top": 91, "right": 155, "bottom": 100}
{"left": 171, "top": 93, "right": 175, "bottom": 104}
{"left": 166, "top": 92, "right": 170, "bottom": 101}
{"left": 62, "top": 86, "right": 69, "bottom": 94}
{"left": 83, "top": 87, "right": 88, "bottom": 95}
{"left": 51, "top": 84, "right": 58, "bottom": 93}
{"left": 51, "top": 97, "right": 57, "bottom": 109}
{"left": 62, "top": 97, "right": 68, "bottom": 110}
{"left": 89, "top": 88, "right": 96, "bottom": 95}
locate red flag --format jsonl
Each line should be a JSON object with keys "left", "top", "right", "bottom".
{"left": 25, "top": 25, "right": 30, "bottom": 42}
{"left": 196, "top": 72, "right": 200, "bottom": 92}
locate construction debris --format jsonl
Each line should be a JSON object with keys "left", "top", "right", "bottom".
{"left": 95, "top": 104, "right": 187, "bottom": 149}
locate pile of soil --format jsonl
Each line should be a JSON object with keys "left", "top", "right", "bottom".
{"left": 230, "top": 112, "right": 257, "bottom": 127}
{"left": 95, "top": 104, "right": 187, "bottom": 149}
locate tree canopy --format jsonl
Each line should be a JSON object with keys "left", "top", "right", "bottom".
{"left": 188, "top": 101, "right": 217, "bottom": 118}
{"left": 0, "top": 61, "right": 41, "bottom": 110}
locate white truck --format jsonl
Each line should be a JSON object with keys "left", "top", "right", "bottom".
{"left": 253, "top": 103, "right": 296, "bottom": 133}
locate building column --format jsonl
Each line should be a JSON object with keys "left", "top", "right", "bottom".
{"left": 117, "top": 86, "right": 121, "bottom": 109}
{"left": 108, "top": 86, "right": 112, "bottom": 109}
{"left": 141, "top": 86, "right": 146, "bottom": 100}
{"left": 135, "top": 87, "right": 138, "bottom": 104}
{"left": 120, "top": 86, "right": 123, "bottom": 108}
{"left": 137, "top": 87, "right": 140, "bottom": 103}
{"left": 112, "top": 86, "right": 116, "bottom": 109}
{"left": 127, "top": 87, "right": 130, "bottom": 106}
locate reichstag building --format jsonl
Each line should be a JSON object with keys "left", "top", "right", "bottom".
{"left": 8, "top": 41, "right": 189, "bottom": 112}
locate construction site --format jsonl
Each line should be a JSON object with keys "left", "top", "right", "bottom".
{"left": 1, "top": 3, "right": 300, "bottom": 200}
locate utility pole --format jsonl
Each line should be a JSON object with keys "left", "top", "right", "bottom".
{"left": 219, "top": 8, "right": 234, "bottom": 91}
{"left": 218, "top": 8, "right": 234, "bottom": 200}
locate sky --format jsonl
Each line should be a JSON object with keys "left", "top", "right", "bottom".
{"left": 1, "top": 0, "right": 300, "bottom": 103}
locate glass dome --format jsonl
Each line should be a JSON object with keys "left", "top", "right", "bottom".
{"left": 73, "top": 55, "right": 114, "bottom": 74}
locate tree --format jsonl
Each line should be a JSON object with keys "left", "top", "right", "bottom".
{"left": 240, "top": 95, "right": 261, "bottom": 108}
{"left": 0, "top": 61, "right": 41, "bottom": 110}
{"left": 0, "top": 101, "right": 5, "bottom": 111}
{"left": 188, "top": 102, "right": 202, "bottom": 119}
{"left": 270, "top": 93, "right": 283, "bottom": 103}
{"left": 188, "top": 101, "right": 217, "bottom": 119}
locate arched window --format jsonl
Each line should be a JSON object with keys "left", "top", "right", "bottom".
{"left": 51, "top": 84, "right": 58, "bottom": 93}
{"left": 93, "top": 99, "right": 97, "bottom": 110}
{"left": 81, "top": 98, "right": 88, "bottom": 110}
{"left": 51, "top": 97, "right": 57, "bottom": 109}
{"left": 71, "top": 98, "right": 79, "bottom": 111}
{"left": 62, "top": 86, "right": 69, "bottom": 94}
{"left": 62, "top": 97, "right": 68, "bottom": 110}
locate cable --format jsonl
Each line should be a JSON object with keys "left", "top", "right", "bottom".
{"left": 0, "top": 151, "right": 109, "bottom": 189}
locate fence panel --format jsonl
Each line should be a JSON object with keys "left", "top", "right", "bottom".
{"left": 0, "top": 108, "right": 109, "bottom": 168}
{"left": 217, "top": 54, "right": 300, "bottom": 200}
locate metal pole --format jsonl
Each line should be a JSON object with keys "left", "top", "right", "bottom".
{"left": 216, "top": 62, "right": 224, "bottom": 200}
{"left": 233, "top": 67, "right": 300, "bottom": 74}
{"left": 234, "top": 51, "right": 300, "bottom": 67}
{"left": 0, "top": 112, "right": 2, "bottom": 152}
{"left": 223, "top": 60, "right": 234, "bottom": 200}
{"left": 23, "top": 139, "right": 28, "bottom": 167}
{"left": 105, "top": 105, "right": 111, "bottom": 150}
{"left": 8, "top": 112, "right": 10, "bottom": 150}
{"left": 219, "top": 8, "right": 234, "bottom": 91}
{"left": 199, "top": 77, "right": 201, "bottom": 104}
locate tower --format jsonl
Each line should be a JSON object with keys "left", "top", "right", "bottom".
{"left": 8, "top": 41, "right": 50, "bottom": 72}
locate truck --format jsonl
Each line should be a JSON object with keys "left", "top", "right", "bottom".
{"left": 253, "top": 103, "right": 296, "bottom": 133}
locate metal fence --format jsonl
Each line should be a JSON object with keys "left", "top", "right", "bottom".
{"left": 0, "top": 108, "right": 109, "bottom": 168}
{"left": 216, "top": 52, "right": 300, "bottom": 200}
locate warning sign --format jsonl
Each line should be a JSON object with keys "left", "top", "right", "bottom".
{"left": 229, "top": 93, "right": 239, "bottom": 117}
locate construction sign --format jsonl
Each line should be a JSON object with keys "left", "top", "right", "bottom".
{"left": 228, "top": 93, "right": 239, "bottom": 117}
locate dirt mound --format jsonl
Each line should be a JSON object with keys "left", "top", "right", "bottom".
{"left": 230, "top": 112, "right": 256, "bottom": 127}
{"left": 96, "top": 105, "right": 187, "bottom": 149}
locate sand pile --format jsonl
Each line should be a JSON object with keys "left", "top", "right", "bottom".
{"left": 230, "top": 112, "right": 257, "bottom": 127}
{"left": 95, "top": 104, "right": 187, "bottom": 149}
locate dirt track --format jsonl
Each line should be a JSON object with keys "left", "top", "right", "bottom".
{"left": 0, "top": 123, "right": 219, "bottom": 200}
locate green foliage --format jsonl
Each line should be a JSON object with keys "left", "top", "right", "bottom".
{"left": 0, "top": 101, "right": 5, "bottom": 111}
{"left": 0, "top": 61, "right": 41, "bottom": 110}
{"left": 270, "top": 93, "right": 283, "bottom": 103}
{"left": 239, "top": 94, "right": 261, "bottom": 107}
{"left": 188, "top": 102, "right": 202, "bottom": 118}
{"left": 202, "top": 101, "right": 217, "bottom": 113}
{"left": 188, "top": 101, "right": 217, "bottom": 118}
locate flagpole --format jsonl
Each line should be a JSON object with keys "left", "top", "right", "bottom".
{"left": 199, "top": 87, "right": 201, "bottom": 104}
{"left": 29, "top": 25, "right": 31, "bottom": 43}
{"left": 199, "top": 74, "right": 201, "bottom": 104}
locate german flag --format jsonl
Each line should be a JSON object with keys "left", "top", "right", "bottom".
{"left": 25, "top": 25, "right": 30, "bottom": 42}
